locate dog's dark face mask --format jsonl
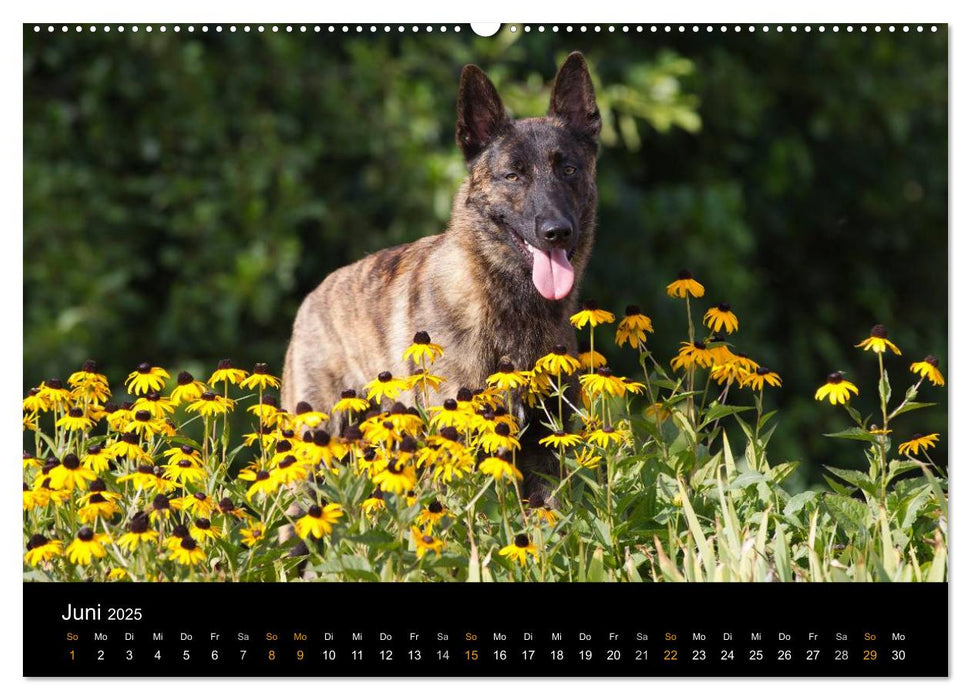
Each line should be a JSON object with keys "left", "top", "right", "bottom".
{"left": 456, "top": 52, "right": 601, "bottom": 302}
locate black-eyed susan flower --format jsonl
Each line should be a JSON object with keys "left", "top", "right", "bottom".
{"left": 527, "top": 494, "right": 558, "bottom": 526}
{"left": 479, "top": 452, "right": 523, "bottom": 482}
{"left": 56, "top": 406, "right": 95, "bottom": 433}
{"left": 710, "top": 362, "right": 751, "bottom": 387}
{"left": 408, "top": 370, "right": 446, "bottom": 394}
{"left": 814, "top": 372, "right": 860, "bottom": 405}
{"left": 615, "top": 305, "right": 654, "bottom": 348}
{"left": 362, "top": 490, "right": 386, "bottom": 516}
{"left": 107, "top": 568, "right": 128, "bottom": 581}
{"left": 742, "top": 366, "right": 782, "bottom": 391}
{"left": 80, "top": 446, "right": 112, "bottom": 475}
{"left": 169, "top": 371, "right": 208, "bottom": 406}
{"left": 148, "top": 493, "right": 182, "bottom": 525}
{"left": 125, "top": 409, "right": 165, "bottom": 439}
{"left": 48, "top": 453, "right": 97, "bottom": 492}
{"left": 706, "top": 335, "right": 735, "bottom": 366}
{"left": 579, "top": 367, "right": 646, "bottom": 398}
{"left": 187, "top": 391, "right": 234, "bottom": 417}
{"left": 855, "top": 324, "right": 902, "bottom": 356}
{"left": 486, "top": 360, "right": 531, "bottom": 391}
{"left": 23, "top": 482, "right": 45, "bottom": 510}
{"left": 332, "top": 389, "right": 369, "bottom": 415}
{"left": 39, "top": 379, "right": 73, "bottom": 410}
{"left": 22, "top": 387, "right": 50, "bottom": 414}
{"left": 133, "top": 391, "right": 175, "bottom": 420}
{"left": 217, "top": 497, "right": 248, "bottom": 520}
{"left": 428, "top": 398, "right": 474, "bottom": 431}
{"left": 239, "top": 362, "right": 281, "bottom": 391}
{"left": 372, "top": 458, "right": 417, "bottom": 494}
{"left": 910, "top": 355, "right": 945, "bottom": 387}
{"left": 247, "top": 395, "right": 280, "bottom": 426}
{"left": 68, "top": 360, "right": 111, "bottom": 403}
{"left": 574, "top": 446, "right": 603, "bottom": 470}
{"left": 666, "top": 270, "right": 705, "bottom": 298}
{"left": 105, "top": 402, "right": 132, "bottom": 432}
{"left": 24, "top": 534, "right": 63, "bottom": 566}
{"left": 295, "top": 503, "right": 344, "bottom": 539}
{"left": 189, "top": 518, "right": 222, "bottom": 543}
{"left": 586, "top": 426, "right": 628, "bottom": 449}
{"left": 478, "top": 422, "right": 522, "bottom": 453}
{"left": 535, "top": 345, "right": 581, "bottom": 376}
{"left": 416, "top": 500, "right": 448, "bottom": 529}
{"left": 272, "top": 455, "right": 311, "bottom": 486}
{"left": 898, "top": 433, "right": 940, "bottom": 456}
{"left": 240, "top": 521, "right": 266, "bottom": 548}
{"left": 117, "top": 464, "right": 175, "bottom": 493}
{"left": 126, "top": 363, "right": 170, "bottom": 396}
{"left": 704, "top": 302, "right": 739, "bottom": 334}
{"left": 410, "top": 526, "right": 445, "bottom": 559}
{"left": 539, "top": 431, "right": 584, "bottom": 450}
{"left": 168, "top": 537, "right": 206, "bottom": 566}
{"left": 208, "top": 358, "right": 248, "bottom": 386}
{"left": 164, "top": 459, "right": 207, "bottom": 486}
{"left": 499, "top": 534, "right": 539, "bottom": 567}
{"left": 183, "top": 492, "right": 216, "bottom": 518}
{"left": 570, "top": 300, "right": 616, "bottom": 329}
{"left": 403, "top": 331, "right": 445, "bottom": 365}
{"left": 364, "top": 371, "right": 411, "bottom": 403}
{"left": 65, "top": 527, "right": 111, "bottom": 565}
{"left": 671, "top": 341, "right": 716, "bottom": 371}
{"left": 116, "top": 513, "right": 159, "bottom": 552}
{"left": 577, "top": 345, "right": 608, "bottom": 370}
{"left": 78, "top": 491, "right": 123, "bottom": 523}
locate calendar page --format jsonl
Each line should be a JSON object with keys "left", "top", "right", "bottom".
{"left": 22, "top": 20, "right": 948, "bottom": 678}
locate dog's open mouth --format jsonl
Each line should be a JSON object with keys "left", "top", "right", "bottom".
{"left": 509, "top": 230, "right": 576, "bottom": 301}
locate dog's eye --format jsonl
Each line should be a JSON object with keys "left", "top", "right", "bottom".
{"left": 563, "top": 165, "right": 577, "bottom": 176}
{"left": 504, "top": 173, "right": 519, "bottom": 182}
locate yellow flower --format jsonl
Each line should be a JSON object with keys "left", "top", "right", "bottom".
{"left": 487, "top": 360, "right": 531, "bottom": 391}
{"left": 169, "top": 371, "right": 208, "bottom": 406}
{"left": 147, "top": 494, "right": 183, "bottom": 524}
{"left": 499, "top": 534, "right": 539, "bottom": 567}
{"left": 38, "top": 379, "right": 73, "bottom": 410}
{"left": 182, "top": 492, "right": 216, "bottom": 518}
{"left": 164, "top": 459, "right": 207, "bottom": 486}
{"left": 741, "top": 367, "right": 782, "bottom": 391}
{"left": 362, "top": 491, "right": 386, "bottom": 516}
{"left": 107, "top": 568, "right": 129, "bottom": 581}
{"left": 710, "top": 362, "right": 751, "bottom": 387}
{"left": 24, "top": 535, "right": 63, "bottom": 566}
{"left": 409, "top": 370, "right": 446, "bottom": 394}
{"left": 189, "top": 518, "right": 222, "bottom": 543}
{"left": 477, "top": 423, "right": 521, "bottom": 453}
{"left": 671, "top": 341, "right": 716, "bottom": 371}
{"left": 535, "top": 346, "right": 582, "bottom": 376}
{"left": 364, "top": 371, "right": 411, "bottom": 403}
{"left": 479, "top": 453, "right": 523, "bottom": 482}
{"left": 117, "top": 464, "right": 176, "bottom": 493}
{"left": 577, "top": 347, "right": 607, "bottom": 370}
{"left": 332, "top": 389, "right": 370, "bottom": 415}
{"left": 239, "top": 362, "right": 281, "bottom": 390}
{"left": 240, "top": 522, "right": 266, "bottom": 548}
{"left": 898, "top": 433, "right": 940, "bottom": 456}
{"left": 125, "top": 409, "right": 165, "bottom": 438}
{"left": 208, "top": 359, "right": 249, "bottom": 386}
{"left": 615, "top": 305, "right": 654, "bottom": 348}
{"left": 56, "top": 407, "right": 95, "bottom": 433}
{"left": 168, "top": 537, "right": 207, "bottom": 566}
{"left": 125, "top": 363, "right": 170, "bottom": 395}
{"left": 410, "top": 526, "right": 445, "bottom": 559}
{"left": 78, "top": 493, "right": 123, "bottom": 523}
{"left": 65, "top": 528, "right": 111, "bottom": 565}
{"left": 539, "top": 432, "right": 583, "bottom": 449}
{"left": 586, "top": 426, "right": 628, "bottom": 449}
{"left": 67, "top": 360, "right": 111, "bottom": 402}
{"left": 132, "top": 392, "right": 175, "bottom": 420}
{"left": 910, "top": 355, "right": 945, "bottom": 387}
{"left": 416, "top": 500, "right": 449, "bottom": 528}
{"left": 116, "top": 514, "right": 159, "bottom": 552}
{"left": 372, "top": 458, "right": 417, "bottom": 494}
{"left": 666, "top": 270, "right": 705, "bottom": 298}
{"left": 526, "top": 494, "right": 559, "bottom": 526}
{"left": 814, "top": 372, "right": 860, "bottom": 405}
{"left": 403, "top": 331, "right": 445, "bottom": 365}
{"left": 704, "top": 302, "right": 739, "bottom": 334}
{"left": 186, "top": 391, "right": 235, "bottom": 416}
{"left": 570, "top": 300, "right": 616, "bottom": 329}
{"left": 293, "top": 503, "right": 344, "bottom": 539}
{"left": 48, "top": 454, "right": 97, "bottom": 492}
{"left": 23, "top": 387, "right": 51, "bottom": 414}
{"left": 579, "top": 368, "right": 645, "bottom": 398}
{"left": 855, "top": 324, "right": 902, "bottom": 355}
{"left": 428, "top": 398, "right": 476, "bottom": 431}
{"left": 574, "top": 446, "right": 603, "bottom": 470}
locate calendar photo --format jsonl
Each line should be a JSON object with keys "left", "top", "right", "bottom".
{"left": 22, "top": 20, "right": 948, "bottom": 678}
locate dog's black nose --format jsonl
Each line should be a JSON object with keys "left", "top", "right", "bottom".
{"left": 538, "top": 218, "right": 573, "bottom": 245}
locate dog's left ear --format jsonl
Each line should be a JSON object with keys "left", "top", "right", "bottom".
{"left": 549, "top": 52, "right": 601, "bottom": 145}
{"left": 456, "top": 64, "right": 512, "bottom": 162}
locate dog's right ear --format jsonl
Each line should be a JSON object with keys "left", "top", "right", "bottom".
{"left": 456, "top": 65, "right": 511, "bottom": 162}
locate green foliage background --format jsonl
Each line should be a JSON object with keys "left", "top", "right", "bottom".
{"left": 23, "top": 26, "right": 947, "bottom": 486}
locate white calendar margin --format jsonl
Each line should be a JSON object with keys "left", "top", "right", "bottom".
{"left": 3, "top": 0, "right": 964, "bottom": 696}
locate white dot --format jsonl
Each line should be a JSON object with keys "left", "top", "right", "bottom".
{"left": 315, "top": 26, "right": 320, "bottom": 32}
{"left": 189, "top": 26, "right": 196, "bottom": 33}
{"left": 161, "top": 26, "right": 168, "bottom": 33}
{"left": 623, "top": 26, "right": 628, "bottom": 32}
{"left": 131, "top": 26, "right": 138, "bottom": 33}
{"left": 904, "top": 26, "right": 910, "bottom": 32}
{"left": 861, "top": 26, "right": 868, "bottom": 32}
{"left": 847, "top": 26, "right": 854, "bottom": 32}
{"left": 875, "top": 26, "right": 881, "bottom": 32}
{"left": 216, "top": 26, "right": 223, "bottom": 32}
{"left": 540, "top": 26, "right": 546, "bottom": 32}
{"left": 357, "top": 26, "right": 363, "bottom": 33}
{"left": 272, "top": 26, "right": 279, "bottom": 32}
{"left": 932, "top": 26, "right": 938, "bottom": 32}
{"left": 607, "top": 26, "right": 614, "bottom": 33}
{"left": 116, "top": 26, "right": 122, "bottom": 32}
{"left": 790, "top": 25, "right": 797, "bottom": 32}
{"left": 103, "top": 26, "right": 110, "bottom": 32}
{"left": 566, "top": 26, "right": 573, "bottom": 32}
{"left": 175, "top": 26, "right": 181, "bottom": 33}
{"left": 244, "top": 26, "right": 251, "bottom": 32}
{"left": 918, "top": 26, "right": 924, "bottom": 32}
{"left": 454, "top": 26, "right": 461, "bottom": 32}
{"left": 524, "top": 25, "right": 531, "bottom": 33}
{"left": 300, "top": 26, "right": 306, "bottom": 33}
{"left": 889, "top": 26, "right": 895, "bottom": 32}
{"left": 776, "top": 25, "right": 783, "bottom": 32}
{"left": 819, "top": 26, "right": 826, "bottom": 32}
{"left": 594, "top": 25, "right": 601, "bottom": 32}
{"left": 89, "top": 26, "right": 96, "bottom": 32}
{"left": 229, "top": 26, "right": 235, "bottom": 33}
{"left": 833, "top": 26, "right": 839, "bottom": 33}
{"left": 510, "top": 25, "right": 517, "bottom": 33}
{"left": 258, "top": 26, "right": 264, "bottom": 32}
{"left": 426, "top": 25, "right": 432, "bottom": 32}
{"left": 75, "top": 25, "right": 81, "bottom": 32}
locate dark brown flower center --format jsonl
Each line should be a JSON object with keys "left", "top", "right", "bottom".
{"left": 137, "top": 363, "right": 151, "bottom": 373}
{"left": 827, "top": 372, "right": 844, "bottom": 384}
{"left": 677, "top": 269, "right": 692, "bottom": 280}
{"left": 413, "top": 331, "right": 431, "bottom": 345}
{"left": 68, "top": 407, "right": 84, "bottom": 417}
{"left": 194, "top": 518, "right": 211, "bottom": 529}
{"left": 553, "top": 345, "right": 567, "bottom": 355}
{"left": 177, "top": 371, "right": 194, "bottom": 385}
{"left": 422, "top": 535, "right": 435, "bottom": 545}
{"left": 377, "top": 371, "right": 393, "bottom": 382}
{"left": 341, "top": 389, "right": 357, "bottom": 399}
{"left": 528, "top": 493, "right": 545, "bottom": 509}
{"left": 625, "top": 305, "right": 641, "bottom": 316}
{"left": 27, "top": 534, "right": 49, "bottom": 549}
{"left": 924, "top": 355, "right": 939, "bottom": 367}
{"left": 870, "top": 324, "right": 888, "bottom": 339}
{"left": 717, "top": 302, "right": 731, "bottom": 312}
{"left": 514, "top": 534, "right": 530, "bottom": 548}
{"left": 78, "top": 527, "right": 94, "bottom": 542}
{"left": 217, "top": 359, "right": 234, "bottom": 370}
{"left": 253, "top": 362, "right": 269, "bottom": 374}
{"left": 82, "top": 360, "right": 98, "bottom": 373}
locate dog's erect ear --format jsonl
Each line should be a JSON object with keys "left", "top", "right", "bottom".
{"left": 548, "top": 52, "right": 601, "bottom": 145}
{"left": 456, "top": 65, "right": 511, "bottom": 161}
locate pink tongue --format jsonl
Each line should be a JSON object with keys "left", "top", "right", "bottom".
{"left": 531, "top": 246, "right": 575, "bottom": 301}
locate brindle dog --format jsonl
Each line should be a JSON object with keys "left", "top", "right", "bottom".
{"left": 282, "top": 52, "right": 601, "bottom": 495}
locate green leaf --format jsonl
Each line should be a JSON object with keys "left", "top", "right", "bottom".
{"left": 700, "top": 404, "right": 752, "bottom": 427}
{"left": 768, "top": 461, "right": 799, "bottom": 485}
{"left": 783, "top": 490, "right": 817, "bottom": 517}
{"left": 890, "top": 401, "right": 937, "bottom": 418}
{"left": 824, "top": 466, "right": 878, "bottom": 496}
{"left": 587, "top": 546, "right": 605, "bottom": 582}
{"left": 879, "top": 369, "right": 891, "bottom": 405}
{"left": 824, "top": 427, "right": 877, "bottom": 443}
{"left": 727, "top": 471, "right": 766, "bottom": 490}
{"left": 822, "top": 493, "right": 870, "bottom": 538}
